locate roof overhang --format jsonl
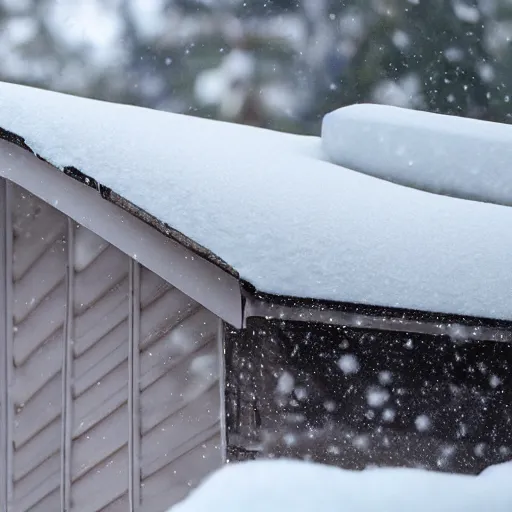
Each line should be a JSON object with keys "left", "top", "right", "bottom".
{"left": 1, "top": 82, "right": 512, "bottom": 326}
{"left": 0, "top": 139, "right": 244, "bottom": 328}
{"left": 243, "top": 286, "right": 512, "bottom": 342}
{"left": 3, "top": 137, "right": 512, "bottom": 336}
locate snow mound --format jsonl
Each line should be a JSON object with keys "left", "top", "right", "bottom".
{"left": 1, "top": 82, "right": 512, "bottom": 321}
{"left": 170, "top": 459, "right": 512, "bottom": 512}
{"left": 321, "top": 104, "right": 512, "bottom": 206}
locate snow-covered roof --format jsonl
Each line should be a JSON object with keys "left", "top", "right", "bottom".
{"left": 171, "top": 459, "right": 512, "bottom": 512}
{"left": 322, "top": 104, "right": 512, "bottom": 207}
{"left": 1, "top": 81, "right": 512, "bottom": 322}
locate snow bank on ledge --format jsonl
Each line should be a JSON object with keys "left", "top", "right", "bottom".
{"left": 1, "top": 82, "right": 512, "bottom": 321}
{"left": 171, "top": 459, "right": 512, "bottom": 512}
{"left": 322, "top": 104, "right": 512, "bottom": 207}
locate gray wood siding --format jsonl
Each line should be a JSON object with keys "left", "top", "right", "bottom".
{"left": 11, "top": 184, "right": 66, "bottom": 512}
{"left": 0, "top": 180, "right": 222, "bottom": 512}
{"left": 68, "top": 229, "right": 131, "bottom": 512}
{"left": 138, "top": 269, "right": 221, "bottom": 512}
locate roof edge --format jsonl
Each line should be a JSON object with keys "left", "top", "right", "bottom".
{"left": 242, "top": 281, "right": 512, "bottom": 341}
{"left": 0, "top": 138, "right": 243, "bottom": 327}
{"left": 3, "top": 125, "right": 511, "bottom": 332}
{"left": 0, "top": 126, "right": 238, "bottom": 279}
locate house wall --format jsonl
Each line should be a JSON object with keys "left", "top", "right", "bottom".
{"left": 0, "top": 179, "right": 223, "bottom": 512}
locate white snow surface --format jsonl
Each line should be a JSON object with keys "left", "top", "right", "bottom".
{"left": 1, "top": 82, "right": 512, "bottom": 321}
{"left": 322, "top": 103, "right": 512, "bottom": 207}
{"left": 170, "top": 459, "right": 512, "bottom": 512}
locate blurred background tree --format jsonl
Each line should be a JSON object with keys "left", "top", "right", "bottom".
{"left": 1, "top": 0, "right": 512, "bottom": 134}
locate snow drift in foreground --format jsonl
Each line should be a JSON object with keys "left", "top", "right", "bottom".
{"left": 170, "top": 459, "right": 512, "bottom": 512}
{"left": 322, "top": 104, "right": 512, "bottom": 207}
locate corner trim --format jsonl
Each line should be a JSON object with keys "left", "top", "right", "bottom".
{"left": 218, "top": 319, "right": 227, "bottom": 464}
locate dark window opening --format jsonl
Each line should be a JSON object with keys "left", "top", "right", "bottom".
{"left": 225, "top": 316, "right": 512, "bottom": 475}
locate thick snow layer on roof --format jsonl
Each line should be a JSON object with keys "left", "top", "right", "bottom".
{"left": 1, "top": 82, "right": 512, "bottom": 321}
{"left": 170, "top": 459, "right": 512, "bottom": 512}
{"left": 322, "top": 104, "right": 512, "bottom": 207}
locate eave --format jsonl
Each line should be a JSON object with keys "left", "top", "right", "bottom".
{"left": 0, "top": 138, "right": 243, "bottom": 328}
{"left": 2, "top": 131, "right": 512, "bottom": 336}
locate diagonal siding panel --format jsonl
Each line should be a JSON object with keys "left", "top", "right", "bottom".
{"left": 1, "top": 184, "right": 224, "bottom": 512}
{"left": 99, "top": 493, "right": 130, "bottom": 512}
{"left": 138, "top": 267, "right": 222, "bottom": 512}
{"left": 141, "top": 434, "right": 220, "bottom": 512}
{"left": 10, "top": 184, "right": 67, "bottom": 512}
{"left": 70, "top": 225, "right": 131, "bottom": 512}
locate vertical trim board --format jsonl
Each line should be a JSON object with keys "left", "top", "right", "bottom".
{"left": 61, "top": 219, "right": 74, "bottom": 512}
{"left": 2, "top": 180, "right": 14, "bottom": 511}
{"left": 0, "top": 178, "right": 7, "bottom": 512}
{"left": 128, "top": 260, "right": 141, "bottom": 512}
{"left": 218, "top": 319, "right": 227, "bottom": 464}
